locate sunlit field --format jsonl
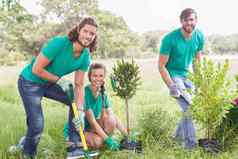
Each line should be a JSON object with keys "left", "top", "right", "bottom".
{"left": 1, "top": 56, "right": 238, "bottom": 159}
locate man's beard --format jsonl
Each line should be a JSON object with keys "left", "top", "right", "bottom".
{"left": 182, "top": 25, "right": 195, "bottom": 34}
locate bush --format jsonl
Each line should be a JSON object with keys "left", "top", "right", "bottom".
{"left": 190, "top": 58, "right": 235, "bottom": 140}
{"left": 139, "top": 107, "right": 175, "bottom": 147}
{"left": 216, "top": 106, "right": 238, "bottom": 150}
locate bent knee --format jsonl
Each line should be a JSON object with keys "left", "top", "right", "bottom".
{"left": 30, "top": 118, "right": 44, "bottom": 135}
{"left": 103, "top": 116, "right": 117, "bottom": 134}
{"left": 93, "top": 136, "right": 104, "bottom": 149}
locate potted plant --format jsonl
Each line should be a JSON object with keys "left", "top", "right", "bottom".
{"left": 110, "top": 58, "right": 141, "bottom": 134}
{"left": 190, "top": 58, "right": 234, "bottom": 153}
{"left": 110, "top": 59, "right": 142, "bottom": 151}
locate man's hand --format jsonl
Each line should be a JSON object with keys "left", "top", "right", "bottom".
{"left": 57, "top": 79, "right": 74, "bottom": 102}
{"left": 72, "top": 111, "right": 85, "bottom": 130}
{"left": 169, "top": 84, "right": 181, "bottom": 98}
{"left": 170, "top": 84, "right": 192, "bottom": 104}
{"left": 104, "top": 136, "right": 120, "bottom": 151}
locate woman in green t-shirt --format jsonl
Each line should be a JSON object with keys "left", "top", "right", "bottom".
{"left": 83, "top": 63, "right": 128, "bottom": 150}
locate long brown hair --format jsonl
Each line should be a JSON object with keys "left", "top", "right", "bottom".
{"left": 68, "top": 17, "right": 98, "bottom": 53}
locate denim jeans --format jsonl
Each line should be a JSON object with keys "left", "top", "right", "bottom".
{"left": 172, "top": 76, "right": 196, "bottom": 149}
{"left": 18, "top": 75, "right": 81, "bottom": 156}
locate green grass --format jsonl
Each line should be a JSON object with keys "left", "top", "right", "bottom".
{"left": 1, "top": 58, "right": 238, "bottom": 159}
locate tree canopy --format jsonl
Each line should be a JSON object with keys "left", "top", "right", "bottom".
{"left": 0, "top": 0, "right": 237, "bottom": 65}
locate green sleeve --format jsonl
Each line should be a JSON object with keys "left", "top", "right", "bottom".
{"left": 41, "top": 36, "right": 65, "bottom": 61}
{"left": 160, "top": 35, "right": 172, "bottom": 56}
{"left": 77, "top": 49, "right": 91, "bottom": 72}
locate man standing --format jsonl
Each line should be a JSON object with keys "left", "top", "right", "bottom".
{"left": 158, "top": 8, "right": 204, "bottom": 149}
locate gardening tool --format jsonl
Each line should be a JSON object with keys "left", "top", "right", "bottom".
{"left": 178, "top": 87, "right": 192, "bottom": 105}
{"left": 59, "top": 81, "right": 99, "bottom": 159}
{"left": 172, "top": 85, "right": 192, "bottom": 105}
{"left": 170, "top": 83, "right": 192, "bottom": 105}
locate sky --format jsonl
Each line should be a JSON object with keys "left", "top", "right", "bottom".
{"left": 21, "top": 0, "right": 238, "bottom": 35}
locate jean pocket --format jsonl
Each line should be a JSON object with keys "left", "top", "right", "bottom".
{"left": 20, "top": 77, "right": 42, "bottom": 95}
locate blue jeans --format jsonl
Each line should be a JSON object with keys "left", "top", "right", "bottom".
{"left": 18, "top": 76, "right": 81, "bottom": 156}
{"left": 172, "top": 76, "right": 196, "bottom": 149}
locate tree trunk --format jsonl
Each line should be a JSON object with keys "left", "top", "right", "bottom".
{"left": 207, "top": 117, "right": 211, "bottom": 140}
{"left": 125, "top": 97, "right": 130, "bottom": 136}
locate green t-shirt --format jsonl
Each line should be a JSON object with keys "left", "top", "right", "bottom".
{"left": 21, "top": 36, "right": 91, "bottom": 84}
{"left": 160, "top": 28, "right": 204, "bottom": 77}
{"left": 84, "top": 85, "right": 111, "bottom": 129}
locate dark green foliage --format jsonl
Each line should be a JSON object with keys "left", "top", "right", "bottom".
{"left": 215, "top": 74, "right": 238, "bottom": 149}
{"left": 111, "top": 59, "right": 141, "bottom": 100}
{"left": 216, "top": 106, "right": 238, "bottom": 150}
{"left": 190, "top": 58, "right": 235, "bottom": 140}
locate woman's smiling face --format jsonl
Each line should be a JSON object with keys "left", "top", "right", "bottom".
{"left": 90, "top": 68, "right": 105, "bottom": 88}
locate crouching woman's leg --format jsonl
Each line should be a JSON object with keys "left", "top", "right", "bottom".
{"left": 85, "top": 132, "right": 104, "bottom": 149}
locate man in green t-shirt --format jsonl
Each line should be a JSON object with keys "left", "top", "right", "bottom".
{"left": 159, "top": 8, "right": 204, "bottom": 149}
{"left": 12, "top": 17, "right": 98, "bottom": 159}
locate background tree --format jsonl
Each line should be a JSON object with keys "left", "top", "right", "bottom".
{"left": 0, "top": 0, "right": 33, "bottom": 65}
{"left": 140, "top": 30, "right": 165, "bottom": 53}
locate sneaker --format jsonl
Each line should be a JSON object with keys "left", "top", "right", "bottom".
{"left": 66, "top": 144, "right": 99, "bottom": 159}
{"left": 8, "top": 136, "right": 26, "bottom": 155}
{"left": 66, "top": 148, "right": 84, "bottom": 159}
{"left": 21, "top": 154, "right": 35, "bottom": 159}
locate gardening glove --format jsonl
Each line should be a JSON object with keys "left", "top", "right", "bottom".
{"left": 57, "top": 79, "right": 74, "bottom": 103}
{"left": 72, "top": 111, "right": 85, "bottom": 130}
{"left": 104, "top": 136, "right": 120, "bottom": 151}
{"left": 169, "top": 84, "right": 181, "bottom": 98}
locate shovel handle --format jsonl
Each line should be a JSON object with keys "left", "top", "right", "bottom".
{"left": 72, "top": 102, "right": 88, "bottom": 151}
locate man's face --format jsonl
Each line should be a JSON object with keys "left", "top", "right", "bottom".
{"left": 77, "top": 24, "right": 97, "bottom": 47}
{"left": 181, "top": 13, "right": 197, "bottom": 34}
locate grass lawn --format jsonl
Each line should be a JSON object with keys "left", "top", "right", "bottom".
{"left": 0, "top": 57, "right": 238, "bottom": 159}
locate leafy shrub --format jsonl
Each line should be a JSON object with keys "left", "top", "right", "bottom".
{"left": 190, "top": 58, "right": 235, "bottom": 140}
{"left": 139, "top": 107, "right": 175, "bottom": 147}
{"left": 216, "top": 106, "right": 238, "bottom": 150}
